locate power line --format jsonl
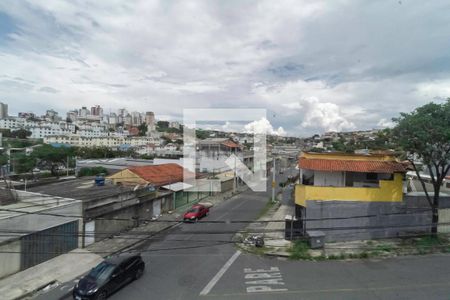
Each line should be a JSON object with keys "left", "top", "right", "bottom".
{"left": 0, "top": 206, "right": 435, "bottom": 224}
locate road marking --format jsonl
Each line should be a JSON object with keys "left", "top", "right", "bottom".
{"left": 199, "top": 250, "right": 241, "bottom": 296}
{"left": 244, "top": 266, "right": 287, "bottom": 293}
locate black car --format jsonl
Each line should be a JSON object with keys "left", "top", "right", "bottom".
{"left": 73, "top": 253, "right": 145, "bottom": 300}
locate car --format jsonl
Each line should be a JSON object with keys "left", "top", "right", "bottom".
{"left": 183, "top": 204, "right": 209, "bottom": 222}
{"left": 73, "top": 253, "right": 145, "bottom": 300}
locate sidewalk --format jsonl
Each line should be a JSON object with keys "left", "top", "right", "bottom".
{"left": 0, "top": 249, "right": 103, "bottom": 300}
{"left": 0, "top": 185, "right": 249, "bottom": 300}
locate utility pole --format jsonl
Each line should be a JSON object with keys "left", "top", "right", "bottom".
{"left": 272, "top": 157, "right": 276, "bottom": 202}
{"left": 233, "top": 155, "right": 237, "bottom": 193}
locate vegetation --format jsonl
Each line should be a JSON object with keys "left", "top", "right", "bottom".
{"left": 195, "top": 129, "right": 209, "bottom": 140}
{"left": 391, "top": 99, "right": 450, "bottom": 234}
{"left": 31, "top": 144, "right": 74, "bottom": 176}
{"left": 289, "top": 241, "right": 311, "bottom": 260}
{"left": 78, "top": 166, "right": 108, "bottom": 177}
{"left": 137, "top": 123, "right": 148, "bottom": 136}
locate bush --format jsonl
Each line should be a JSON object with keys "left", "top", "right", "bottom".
{"left": 289, "top": 241, "right": 311, "bottom": 260}
{"left": 78, "top": 167, "right": 108, "bottom": 177}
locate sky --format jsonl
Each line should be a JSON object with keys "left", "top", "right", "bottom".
{"left": 0, "top": 0, "right": 450, "bottom": 137}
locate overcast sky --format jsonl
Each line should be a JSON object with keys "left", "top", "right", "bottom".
{"left": 0, "top": 1, "right": 449, "bottom": 137}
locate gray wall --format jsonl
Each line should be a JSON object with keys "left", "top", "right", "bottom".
{"left": 300, "top": 195, "right": 448, "bottom": 242}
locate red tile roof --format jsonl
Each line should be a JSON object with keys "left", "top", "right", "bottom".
{"left": 299, "top": 158, "right": 406, "bottom": 173}
{"left": 128, "top": 163, "right": 195, "bottom": 186}
{"left": 221, "top": 140, "right": 240, "bottom": 148}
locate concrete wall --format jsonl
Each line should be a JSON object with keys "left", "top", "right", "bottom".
{"left": 0, "top": 240, "right": 21, "bottom": 279}
{"left": 300, "top": 195, "right": 434, "bottom": 242}
{"left": 438, "top": 208, "right": 450, "bottom": 233}
{"left": 92, "top": 194, "right": 172, "bottom": 242}
{"left": 295, "top": 173, "right": 404, "bottom": 207}
{"left": 314, "top": 171, "right": 345, "bottom": 187}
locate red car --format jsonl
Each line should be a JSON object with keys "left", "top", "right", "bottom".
{"left": 183, "top": 204, "right": 209, "bottom": 222}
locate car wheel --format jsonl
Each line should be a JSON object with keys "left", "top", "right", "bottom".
{"left": 96, "top": 290, "right": 107, "bottom": 300}
{"left": 135, "top": 267, "right": 144, "bottom": 280}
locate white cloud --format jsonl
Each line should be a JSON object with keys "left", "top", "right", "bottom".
{"left": 377, "top": 118, "right": 395, "bottom": 128}
{"left": 244, "top": 117, "right": 286, "bottom": 136}
{"left": 0, "top": 1, "right": 449, "bottom": 136}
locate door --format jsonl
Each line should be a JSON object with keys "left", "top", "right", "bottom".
{"left": 153, "top": 199, "right": 161, "bottom": 217}
{"left": 84, "top": 221, "right": 95, "bottom": 246}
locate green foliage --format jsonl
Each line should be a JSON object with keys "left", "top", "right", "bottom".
{"left": 137, "top": 123, "right": 148, "bottom": 136}
{"left": 31, "top": 144, "right": 74, "bottom": 176}
{"left": 5, "top": 138, "right": 33, "bottom": 148}
{"left": 12, "top": 153, "right": 36, "bottom": 173}
{"left": 0, "top": 129, "right": 11, "bottom": 138}
{"left": 10, "top": 129, "right": 32, "bottom": 139}
{"left": 0, "top": 153, "right": 8, "bottom": 166}
{"left": 78, "top": 167, "right": 108, "bottom": 177}
{"left": 392, "top": 100, "right": 450, "bottom": 167}
{"left": 139, "top": 154, "right": 155, "bottom": 160}
{"left": 156, "top": 121, "right": 169, "bottom": 129}
{"left": 195, "top": 129, "right": 209, "bottom": 140}
{"left": 391, "top": 100, "right": 450, "bottom": 232}
{"left": 289, "top": 241, "right": 311, "bottom": 260}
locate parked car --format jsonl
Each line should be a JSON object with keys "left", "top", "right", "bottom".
{"left": 183, "top": 204, "right": 209, "bottom": 222}
{"left": 73, "top": 253, "right": 145, "bottom": 300}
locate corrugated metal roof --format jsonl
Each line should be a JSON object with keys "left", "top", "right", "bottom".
{"left": 128, "top": 163, "right": 195, "bottom": 186}
{"left": 161, "top": 182, "right": 193, "bottom": 192}
{"left": 299, "top": 158, "right": 406, "bottom": 173}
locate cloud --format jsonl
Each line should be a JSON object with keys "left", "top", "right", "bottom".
{"left": 0, "top": 1, "right": 449, "bottom": 135}
{"left": 377, "top": 118, "right": 395, "bottom": 128}
{"left": 39, "top": 86, "right": 59, "bottom": 93}
{"left": 244, "top": 118, "right": 286, "bottom": 136}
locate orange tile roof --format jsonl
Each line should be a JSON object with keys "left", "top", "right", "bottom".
{"left": 221, "top": 140, "right": 240, "bottom": 148}
{"left": 299, "top": 158, "right": 406, "bottom": 173}
{"left": 128, "top": 163, "right": 195, "bottom": 186}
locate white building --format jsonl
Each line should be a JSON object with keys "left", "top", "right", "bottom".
{"left": 44, "top": 135, "right": 161, "bottom": 148}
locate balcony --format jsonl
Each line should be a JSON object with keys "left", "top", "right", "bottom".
{"left": 295, "top": 173, "right": 404, "bottom": 207}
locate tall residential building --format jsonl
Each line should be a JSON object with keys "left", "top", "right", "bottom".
{"left": 118, "top": 108, "right": 127, "bottom": 117}
{"left": 0, "top": 102, "right": 8, "bottom": 119}
{"left": 145, "top": 111, "right": 155, "bottom": 131}
{"left": 90, "top": 105, "right": 103, "bottom": 116}
{"left": 79, "top": 107, "right": 89, "bottom": 118}
{"left": 131, "top": 112, "right": 142, "bottom": 126}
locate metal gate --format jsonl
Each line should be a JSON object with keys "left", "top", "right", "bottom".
{"left": 20, "top": 220, "right": 79, "bottom": 270}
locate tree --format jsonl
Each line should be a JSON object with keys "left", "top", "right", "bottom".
{"left": 12, "top": 153, "right": 36, "bottom": 173}
{"left": 156, "top": 121, "right": 169, "bottom": 129}
{"left": 31, "top": 144, "right": 74, "bottom": 176}
{"left": 391, "top": 100, "right": 450, "bottom": 234}
{"left": 10, "top": 129, "right": 32, "bottom": 139}
{"left": 137, "top": 123, "right": 148, "bottom": 136}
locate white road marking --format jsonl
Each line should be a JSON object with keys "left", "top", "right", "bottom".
{"left": 199, "top": 250, "right": 241, "bottom": 296}
{"left": 244, "top": 266, "right": 288, "bottom": 293}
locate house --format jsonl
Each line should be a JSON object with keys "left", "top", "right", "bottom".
{"left": 107, "top": 163, "right": 210, "bottom": 210}
{"left": 292, "top": 151, "right": 443, "bottom": 242}
{"left": 196, "top": 138, "right": 253, "bottom": 173}
{"left": 107, "top": 163, "right": 194, "bottom": 187}
{"left": 0, "top": 189, "right": 82, "bottom": 278}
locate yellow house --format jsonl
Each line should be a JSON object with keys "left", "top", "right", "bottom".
{"left": 295, "top": 152, "right": 406, "bottom": 207}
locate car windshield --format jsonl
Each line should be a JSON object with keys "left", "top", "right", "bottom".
{"left": 187, "top": 207, "right": 200, "bottom": 213}
{"left": 87, "top": 262, "right": 115, "bottom": 283}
